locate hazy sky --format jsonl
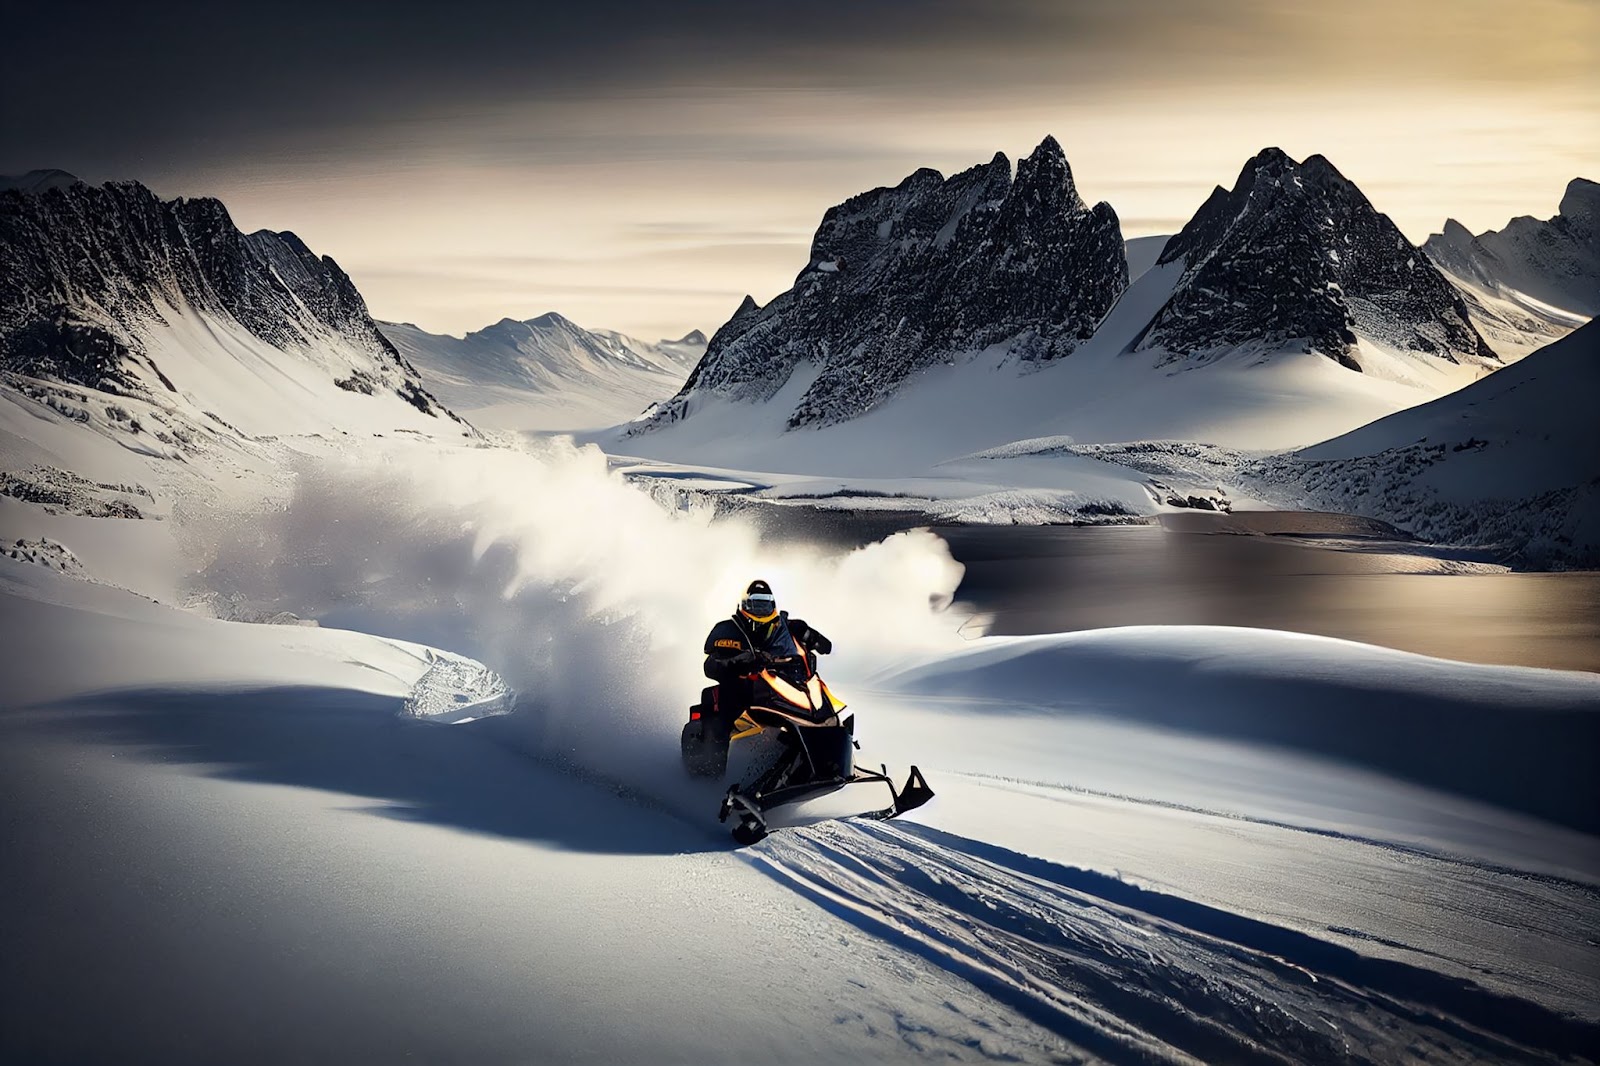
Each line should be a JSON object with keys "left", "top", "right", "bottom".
{"left": 5, "top": 0, "right": 1596, "bottom": 340}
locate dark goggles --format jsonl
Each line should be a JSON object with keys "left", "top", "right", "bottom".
{"left": 740, "top": 593, "right": 778, "bottom": 620}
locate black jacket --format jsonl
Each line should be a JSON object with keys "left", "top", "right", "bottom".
{"left": 703, "top": 610, "right": 832, "bottom": 683}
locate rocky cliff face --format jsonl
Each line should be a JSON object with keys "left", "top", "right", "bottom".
{"left": 1423, "top": 177, "right": 1598, "bottom": 320}
{"left": 1138, "top": 149, "right": 1495, "bottom": 371}
{"left": 0, "top": 179, "right": 448, "bottom": 416}
{"left": 638, "top": 136, "right": 1127, "bottom": 431}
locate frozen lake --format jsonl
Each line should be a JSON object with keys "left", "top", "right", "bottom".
{"left": 749, "top": 508, "right": 1600, "bottom": 673}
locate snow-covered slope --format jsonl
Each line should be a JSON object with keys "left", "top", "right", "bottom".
{"left": 4, "top": 432, "right": 1597, "bottom": 1062}
{"left": 1423, "top": 177, "right": 1597, "bottom": 357}
{"left": 1425, "top": 178, "right": 1598, "bottom": 319}
{"left": 381, "top": 314, "right": 701, "bottom": 431}
{"left": 1248, "top": 319, "right": 1600, "bottom": 567}
{"left": 1123, "top": 233, "right": 1169, "bottom": 282}
{"left": 636, "top": 136, "right": 1127, "bottom": 432}
{"left": 0, "top": 179, "right": 455, "bottom": 434}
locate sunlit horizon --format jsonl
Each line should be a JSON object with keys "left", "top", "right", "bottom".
{"left": 6, "top": 0, "right": 1596, "bottom": 341}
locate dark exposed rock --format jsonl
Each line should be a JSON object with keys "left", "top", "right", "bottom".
{"left": 640, "top": 136, "right": 1128, "bottom": 431}
{"left": 0, "top": 180, "right": 452, "bottom": 417}
{"left": 1140, "top": 149, "right": 1496, "bottom": 369}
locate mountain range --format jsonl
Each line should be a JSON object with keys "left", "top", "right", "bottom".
{"left": 1422, "top": 177, "right": 1598, "bottom": 357}
{"left": 381, "top": 314, "right": 703, "bottom": 431}
{"left": 0, "top": 154, "right": 1592, "bottom": 568}
{"left": 636, "top": 142, "right": 1546, "bottom": 441}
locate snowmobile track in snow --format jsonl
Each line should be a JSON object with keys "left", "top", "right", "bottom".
{"left": 952, "top": 770, "right": 1600, "bottom": 896}
{"left": 749, "top": 819, "right": 1600, "bottom": 1065}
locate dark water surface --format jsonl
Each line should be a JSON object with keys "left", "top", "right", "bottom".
{"left": 754, "top": 508, "right": 1600, "bottom": 674}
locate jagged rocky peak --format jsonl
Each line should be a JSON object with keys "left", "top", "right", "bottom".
{"left": 0, "top": 178, "right": 449, "bottom": 416}
{"left": 1559, "top": 177, "right": 1598, "bottom": 227}
{"left": 643, "top": 136, "right": 1128, "bottom": 432}
{"left": 1424, "top": 176, "right": 1599, "bottom": 319}
{"left": 1140, "top": 148, "right": 1495, "bottom": 369}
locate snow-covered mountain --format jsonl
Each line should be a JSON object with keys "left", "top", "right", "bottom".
{"left": 0, "top": 176, "right": 470, "bottom": 615}
{"left": 0, "top": 177, "right": 454, "bottom": 435}
{"left": 624, "top": 144, "right": 1514, "bottom": 461}
{"left": 637, "top": 136, "right": 1127, "bottom": 432}
{"left": 381, "top": 314, "right": 702, "bottom": 431}
{"left": 1248, "top": 319, "right": 1599, "bottom": 567}
{"left": 1136, "top": 148, "right": 1496, "bottom": 374}
{"left": 1422, "top": 177, "right": 1597, "bottom": 357}
{"left": 0, "top": 168, "right": 84, "bottom": 194}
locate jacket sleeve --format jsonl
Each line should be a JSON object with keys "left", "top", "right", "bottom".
{"left": 703, "top": 623, "right": 751, "bottom": 682}
{"left": 788, "top": 620, "right": 833, "bottom": 655}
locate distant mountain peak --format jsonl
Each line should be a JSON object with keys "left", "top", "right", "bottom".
{"left": 379, "top": 313, "right": 701, "bottom": 430}
{"left": 1012, "top": 134, "right": 1083, "bottom": 212}
{"left": 638, "top": 136, "right": 1127, "bottom": 432}
{"left": 1141, "top": 147, "right": 1493, "bottom": 369}
{"left": 1423, "top": 175, "right": 1599, "bottom": 321}
{"left": 0, "top": 169, "right": 83, "bottom": 195}
{"left": 527, "top": 310, "right": 576, "bottom": 329}
{"left": 1560, "top": 177, "right": 1598, "bottom": 226}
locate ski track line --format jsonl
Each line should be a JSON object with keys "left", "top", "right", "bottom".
{"left": 948, "top": 768, "right": 1600, "bottom": 897}
{"left": 747, "top": 819, "right": 1600, "bottom": 1066}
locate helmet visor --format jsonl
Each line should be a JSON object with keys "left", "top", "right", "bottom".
{"left": 739, "top": 592, "right": 778, "bottom": 622}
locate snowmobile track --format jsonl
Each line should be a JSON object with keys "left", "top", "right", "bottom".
{"left": 748, "top": 819, "right": 1600, "bottom": 1065}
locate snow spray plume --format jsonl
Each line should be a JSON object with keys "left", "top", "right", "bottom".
{"left": 185, "top": 435, "right": 968, "bottom": 806}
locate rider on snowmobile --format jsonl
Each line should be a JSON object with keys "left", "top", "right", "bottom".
{"left": 700, "top": 579, "right": 832, "bottom": 739}
{"left": 685, "top": 579, "right": 933, "bottom": 842}
{"left": 704, "top": 579, "right": 831, "bottom": 681}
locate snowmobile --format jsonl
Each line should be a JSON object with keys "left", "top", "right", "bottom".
{"left": 680, "top": 652, "right": 934, "bottom": 845}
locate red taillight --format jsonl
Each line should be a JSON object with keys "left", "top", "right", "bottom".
{"left": 690, "top": 710, "right": 701, "bottom": 720}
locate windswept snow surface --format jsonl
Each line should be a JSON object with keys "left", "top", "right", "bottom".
{"left": 5, "top": 424, "right": 1599, "bottom": 1063}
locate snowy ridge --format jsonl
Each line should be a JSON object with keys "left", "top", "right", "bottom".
{"left": 1423, "top": 178, "right": 1597, "bottom": 359}
{"left": 1251, "top": 320, "right": 1600, "bottom": 568}
{"left": 403, "top": 648, "right": 514, "bottom": 722}
{"left": 382, "top": 315, "right": 702, "bottom": 431}
{"left": 755, "top": 819, "right": 1598, "bottom": 1064}
{"left": 0, "top": 180, "right": 455, "bottom": 441}
{"left": 1424, "top": 178, "right": 1599, "bottom": 321}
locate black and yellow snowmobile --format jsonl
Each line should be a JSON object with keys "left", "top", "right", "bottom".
{"left": 680, "top": 653, "right": 933, "bottom": 845}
